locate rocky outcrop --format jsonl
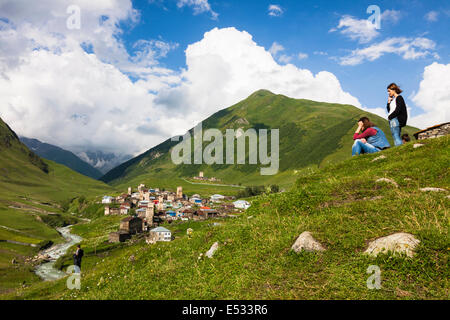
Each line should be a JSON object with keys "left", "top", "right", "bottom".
{"left": 376, "top": 178, "right": 399, "bottom": 188}
{"left": 291, "top": 232, "right": 326, "bottom": 253}
{"left": 205, "top": 242, "right": 219, "bottom": 258}
{"left": 372, "top": 155, "right": 386, "bottom": 162}
{"left": 420, "top": 187, "right": 447, "bottom": 193}
{"left": 364, "top": 233, "right": 420, "bottom": 258}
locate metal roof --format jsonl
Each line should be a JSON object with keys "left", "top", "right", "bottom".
{"left": 150, "top": 227, "right": 171, "bottom": 233}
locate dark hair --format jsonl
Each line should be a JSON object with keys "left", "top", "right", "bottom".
{"left": 401, "top": 134, "right": 411, "bottom": 142}
{"left": 359, "top": 117, "right": 375, "bottom": 131}
{"left": 387, "top": 83, "right": 403, "bottom": 94}
{"left": 77, "top": 244, "right": 81, "bottom": 248}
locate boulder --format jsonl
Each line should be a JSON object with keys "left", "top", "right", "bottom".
{"left": 205, "top": 242, "right": 219, "bottom": 258}
{"left": 420, "top": 187, "right": 447, "bottom": 193}
{"left": 376, "top": 178, "right": 398, "bottom": 188}
{"left": 291, "top": 231, "right": 326, "bottom": 253}
{"left": 364, "top": 233, "right": 420, "bottom": 258}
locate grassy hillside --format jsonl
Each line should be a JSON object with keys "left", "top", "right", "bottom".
{"left": 6, "top": 136, "right": 448, "bottom": 300}
{"left": 101, "top": 90, "right": 418, "bottom": 192}
{"left": 20, "top": 137, "right": 103, "bottom": 179}
{"left": 0, "top": 117, "right": 115, "bottom": 293}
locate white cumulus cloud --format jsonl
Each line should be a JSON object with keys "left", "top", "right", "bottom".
{"left": 0, "top": 1, "right": 363, "bottom": 160}
{"left": 177, "top": 0, "right": 218, "bottom": 20}
{"left": 425, "top": 11, "right": 439, "bottom": 22}
{"left": 410, "top": 62, "right": 450, "bottom": 129}
{"left": 339, "top": 37, "right": 439, "bottom": 66}
{"left": 330, "top": 15, "right": 379, "bottom": 43}
{"left": 268, "top": 5, "right": 284, "bottom": 17}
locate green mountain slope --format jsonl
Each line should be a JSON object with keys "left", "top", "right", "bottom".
{"left": 9, "top": 135, "right": 448, "bottom": 300}
{"left": 0, "top": 117, "right": 114, "bottom": 293}
{"left": 101, "top": 90, "right": 418, "bottom": 191}
{"left": 20, "top": 137, "right": 103, "bottom": 179}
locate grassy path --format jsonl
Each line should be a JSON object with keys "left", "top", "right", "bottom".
{"left": 182, "top": 178, "right": 245, "bottom": 189}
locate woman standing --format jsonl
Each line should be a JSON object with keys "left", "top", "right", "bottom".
{"left": 387, "top": 83, "right": 408, "bottom": 146}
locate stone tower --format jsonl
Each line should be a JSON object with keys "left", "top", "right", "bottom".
{"left": 146, "top": 203, "right": 154, "bottom": 225}
{"left": 176, "top": 186, "right": 183, "bottom": 199}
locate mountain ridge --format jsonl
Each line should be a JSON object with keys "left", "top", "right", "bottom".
{"left": 20, "top": 137, "right": 103, "bottom": 179}
{"left": 100, "top": 90, "right": 419, "bottom": 188}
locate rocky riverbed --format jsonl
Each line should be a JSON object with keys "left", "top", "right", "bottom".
{"left": 34, "top": 226, "right": 82, "bottom": 281}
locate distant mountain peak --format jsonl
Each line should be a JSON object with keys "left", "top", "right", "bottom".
{"left": 19, "top": 136, "right": 103, "bottom": 179}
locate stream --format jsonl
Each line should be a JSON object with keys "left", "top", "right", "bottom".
{"left": 35, "top": 225, "right": 82, "bottom": 281}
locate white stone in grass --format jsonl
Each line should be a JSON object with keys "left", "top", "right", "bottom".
{"left": 291, "top": 231, "right": 326, "bottom": 253}
{"left": 365, "top": 233, "right": 420, "bottom": 258}
{"left": 371, "top": 155, "right": 386, "bottom": 162}
{"left": 420, "top": 187, "right": 447, "bottom": 193}
{"left": 413, "top": 144, "right": 424, "bottom": 149}
{"left": 376, "top": 178, "right": 399, "bottom": 188}
{"left": 205, "top": 242, "right": 219, "bottom": 258}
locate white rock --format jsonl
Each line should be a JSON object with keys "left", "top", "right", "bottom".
{"left": 413, "top": 144, "right": 424, "bottom": 149}
{"left": 291, "top": 231, "right": 325, "bottom": 253}
{"left": 205, "top": 242, "right": 219, "bottom": 258}
{"left": 376, "top": 178, "right": 399, "bottom": 188}
{"left": 420, "top": 187, "right": 447, "bottom": 193}
{"left": 372, "top": 155, "right": 386, "bottom": 162}
{"left": 365, "top": 233, "right": 420, "bottom": 258}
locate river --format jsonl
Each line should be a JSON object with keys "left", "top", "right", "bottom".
{"left": 35, "top": 225, "right": 82, "bottom": 281}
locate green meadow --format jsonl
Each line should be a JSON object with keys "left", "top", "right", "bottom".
{"left": 4, "top": 136, "right": 448, "bottom": 300}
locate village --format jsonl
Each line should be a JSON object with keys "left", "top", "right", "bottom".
{"left": 102, "top": 172, "right": 251, "bottom": 244}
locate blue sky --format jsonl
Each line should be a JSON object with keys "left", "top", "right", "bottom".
{"left": 0, "top": 0, "right": 449, "bottom": 158}
{"left": 126, "top": 0, "right": 449, "bottom": 117}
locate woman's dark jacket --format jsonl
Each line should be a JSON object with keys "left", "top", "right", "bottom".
{"left": 387, "top": 95, "right": 408, "bottom": 127}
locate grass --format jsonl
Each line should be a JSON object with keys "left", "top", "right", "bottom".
{"left": 4, "top": 136, "right": 448, "bottom": 300}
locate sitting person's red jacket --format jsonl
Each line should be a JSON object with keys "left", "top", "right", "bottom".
{"left": 353, "top": 127, "right": 377, "bottom": 140}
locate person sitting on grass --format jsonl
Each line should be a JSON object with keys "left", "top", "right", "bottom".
{"left": 402, "top": 133, "right": 411, "bottom": 144}
{"left": 352, "top": 117, "right": 391, "bottom": 156}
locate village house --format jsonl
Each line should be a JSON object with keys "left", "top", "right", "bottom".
{"left": 120, "top": 216, "right": 143, "bottom": 235}
{"left": 136, "top": 208, "right": 146, "bottom": 219}
{"left": 147, "top": 226, "right": 172, "bottom": 243}
{"left": 210, "top": 194, "right": 225, "bottom": 202}
{"left": 190, "top": 194, "right": 202, "bottom": 205}
{"left": 104, "top": 205, "right": 120, "bottom": 216}
{"left": 199, "top": 206, "right": 219, "bottom": 219}
{"left": 109, "top": 230, "right": 131, "bottom": 243}
{"left": 414, "top": 122, "right": 450, "bottom": 140}
{"left": 102, "top": 196, "right": 114, "bottom": 204}
{"left": 233, "top": 200, "right": 251, "bottom": 209}
{"left": 116, "top": 194, "right": 129, "bottom": 204}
